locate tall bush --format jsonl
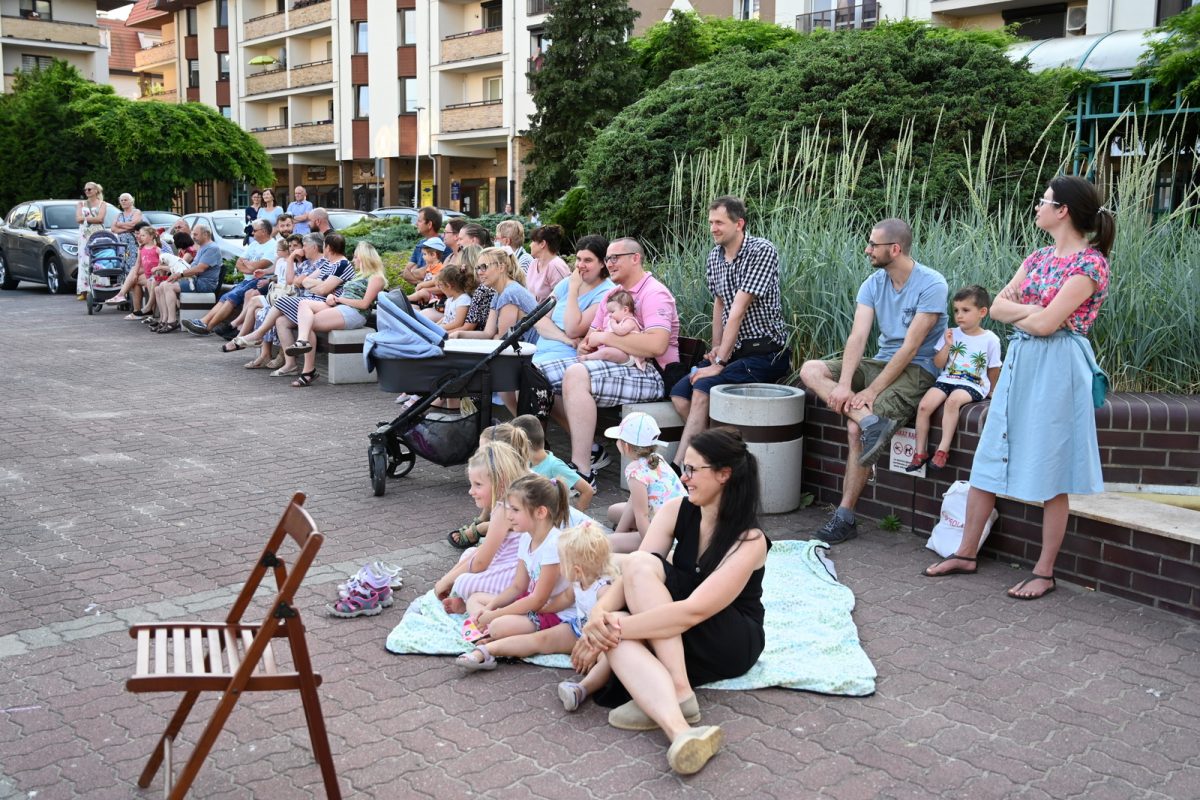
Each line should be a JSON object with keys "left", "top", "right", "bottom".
{"left": 653, "top": 123, "right": 1200, "bottom": 394}
{"left": 579, "top": 21, "right": 1089, "bottom": 241}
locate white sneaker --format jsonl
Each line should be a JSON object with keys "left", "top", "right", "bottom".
{"left": 337, "top": 561, "right": 402, "bottom": 599}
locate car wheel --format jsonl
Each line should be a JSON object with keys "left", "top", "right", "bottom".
{"left": 45, "top": 255, "right": 70, "bottom": 294}
{"left": 0, "top": 252, "right": 17, "bottom": 290}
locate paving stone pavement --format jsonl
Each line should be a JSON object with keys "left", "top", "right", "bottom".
{"left": 1, "top": 287, "right": 1199, "bottom": 799}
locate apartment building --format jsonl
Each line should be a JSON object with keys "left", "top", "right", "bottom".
{"left": 1, "top": 0, "right": 120, "bottom": 92}
{"left": 779, "top": 1, "right": 1194, "bottom": 37}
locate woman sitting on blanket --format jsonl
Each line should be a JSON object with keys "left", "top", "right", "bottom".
{"left": 578, "top": 427, "right": 770, "bottom": 776}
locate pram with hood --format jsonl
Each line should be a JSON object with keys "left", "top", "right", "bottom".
{"left": 363, "top": 292, "right": 555, "bottom": 497}
{"left": 83, "top": 230, "right": 130, "bottom": 316}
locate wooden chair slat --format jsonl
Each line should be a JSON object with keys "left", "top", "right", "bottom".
{"left": 189, "top": 629, "right": 205, "bottom": 676}
{"left": 154, "top": 629, "right": 167, "bottom": 676}
{"left": 206, "top": 629, "right": 223, "bottom": 674}
{"left": 222, "top": 628, "right": 240, "bottom": 673}
{"left": 135, "top": 630, "right": 150, "bottom": 677}
{"left": 172, "top": 628, "right": 186, "bottom": 675}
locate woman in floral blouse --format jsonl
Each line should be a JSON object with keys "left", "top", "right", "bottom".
{"left": 924, "top": 175, "right": 1114, "bottom": 600}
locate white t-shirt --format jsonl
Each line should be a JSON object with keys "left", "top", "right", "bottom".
{"left": 273, "top": 256, "right": 290, "bottom": 282}
{"left": 935, "top": 328, "right": 1003, "bottom": 396}
{"left": 244, "top": 236, "right": 278, "bottom": 266}
{"left": 444, "top": 293, "right": 471, "bottom": 315}
{"left": 517, "top": 527, "right": 567, "bottom": 596}
{"left": 560, "top": 576, "right": 611, "bottom": 623}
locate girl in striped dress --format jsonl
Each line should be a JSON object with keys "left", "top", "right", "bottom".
{"left": 435, "top": 442, "right": 530, "bottom": 615}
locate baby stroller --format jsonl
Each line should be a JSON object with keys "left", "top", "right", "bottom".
{"left": 364, "top": 293, "right": 555, "bottom": 497}
{"left": 83, "top": 230, "right": 129, "bottom": 316}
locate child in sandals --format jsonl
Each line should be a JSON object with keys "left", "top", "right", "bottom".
{"left": 604, "top": 412, "right": 686, "bottom": 553}
{"left": 434, "top": 442, "right": 530, "bottom": 614}
{"left": 445, "top": 423, "right": 531, "bottom": 549}
{"left": 456, "top": 475, "right": 574, "bottom": 670}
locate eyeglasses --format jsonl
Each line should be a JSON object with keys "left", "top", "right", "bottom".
{"left": 680, "top": 464, "right": 716, "bottom": 478}
{"left": 866, "top": 241, "right": 896, "bottom": 249}
{"left": 1035, "top": 198, "right": 1064, "bottom": 209}
{"left": 604, "top": 252, "right": 637, "bottom": 265}
{"left": 476, "top": 263, "right": 492, "bottom": 272}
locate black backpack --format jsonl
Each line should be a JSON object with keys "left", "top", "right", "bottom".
{"left": 516, "top": 359, "right": 555, "bottom": 420}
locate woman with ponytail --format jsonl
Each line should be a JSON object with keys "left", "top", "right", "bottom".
{"left": 924, "top": 175, "right": 1113, "bottom": 600}
{"left": 579, "top": 427, "right": 770, "bottom": 775}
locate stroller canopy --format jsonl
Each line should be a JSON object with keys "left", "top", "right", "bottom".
{"left": 363, "top": 293, "right": 448, "bottom": 372}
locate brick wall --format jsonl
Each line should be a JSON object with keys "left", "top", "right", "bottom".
{"left": 800, "top": 391, "right": 1200, "bottom": 620}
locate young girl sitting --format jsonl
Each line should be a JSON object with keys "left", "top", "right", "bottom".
{"left": 457, "top": 521, "right": 617, "bottom": 680}
{"left": 436, "top": 265, "right": 475, "bottom": 331}
{"left": 456, "top": 474, "right": 573, "bottom": 671}
{"left": 109, "top": 225, "right": 162, "bottom": 318}
{"left": 604, "top": 412, "right": 687, "bottom": 553}
{"left": 434, "top": 441, "right": 530, "bottom": 614}
{"left": 579, "top": 289, "right": 645, "bottom": 370}
{"left": 444, "top": 423, "right": 531, "bottom": 548}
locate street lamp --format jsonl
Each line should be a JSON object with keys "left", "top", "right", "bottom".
{"left": 413, "top": 106, "right": 425, "bottom": 209}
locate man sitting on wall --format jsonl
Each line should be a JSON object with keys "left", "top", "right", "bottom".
{"left": 798, "top": 218, "right": 947, "bottom": 545}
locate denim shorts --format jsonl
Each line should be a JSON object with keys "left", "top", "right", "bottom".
{"left": 670, "top": 349, "right": 791, "bottom": 400}
{"left": 336, "top": 304, "right": 367, "bottom": 329}
{"left": 221, "top": 277, "right": 262, "bottom": 309}
{"left": 933, "top": 380, "right": 984, "bottom": 403}
{"left": 569, "top": 617, "right": 585, "bottom": 638}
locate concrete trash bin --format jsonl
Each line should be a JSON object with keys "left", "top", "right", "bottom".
{"left": 709, "top": 383, "right": 806, "bottom": 514}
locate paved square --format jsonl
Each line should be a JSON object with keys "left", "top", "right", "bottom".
{"left": 1, "top": 289, "right": 1198, "bottom": 799}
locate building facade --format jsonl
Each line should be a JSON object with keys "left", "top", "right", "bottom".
{"left": 1, "top": 0, "right": 121, "bottom": 92}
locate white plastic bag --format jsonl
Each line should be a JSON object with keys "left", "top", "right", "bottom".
{"left": 926, "top": 480, "right": 998, "bottom": 557}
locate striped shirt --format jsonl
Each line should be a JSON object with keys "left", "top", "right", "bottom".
{"left": 706, "top": 234, "right": 788, "bottom": 350}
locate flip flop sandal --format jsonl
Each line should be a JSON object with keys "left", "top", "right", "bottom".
{"left": 447, "top": 522, "right": 482, "bottom": 549}
{"left": 922, "top": 555, "right": 977, "bottom": 577}
{"left": 456, "top": 645, "right": 497, "bottom": 672}
{"left": 221, "top": 341, "right": 246, "bottom": 352}
{"left": 1007, "top": 573, "right": 1056, "bottom": 600}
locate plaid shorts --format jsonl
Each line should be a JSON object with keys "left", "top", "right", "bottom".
{"left": 538, "top": 358, "right": 665, "bottom": 408}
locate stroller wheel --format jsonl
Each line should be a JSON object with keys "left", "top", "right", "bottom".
{"left": 388, "top": 441, "right": 416, "bottom": 479}
{"left": 86, "top": 290, "right": 96, "bottom": 315}
{"left": 369, "top": 445, "right": 388, "bottom": 497}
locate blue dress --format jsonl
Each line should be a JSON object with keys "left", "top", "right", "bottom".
{"left": 969, "top": 247, "right": 1109, "bottom": 501}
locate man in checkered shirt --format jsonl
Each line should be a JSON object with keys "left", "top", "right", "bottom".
{"left": 669, "top": 196, "right": 790, "bottom": 468}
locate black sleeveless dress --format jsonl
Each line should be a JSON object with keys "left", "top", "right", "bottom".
{"left": 596, "top": 498, "right": 770, "bottom": 707}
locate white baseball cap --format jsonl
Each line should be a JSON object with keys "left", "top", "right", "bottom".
{"left": 604, "top": 412, "right": 664, "bottom": 447}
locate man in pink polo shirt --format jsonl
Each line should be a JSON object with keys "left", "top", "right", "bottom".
{"left": 538, "top": 237, "right": 680, "bottom": 489}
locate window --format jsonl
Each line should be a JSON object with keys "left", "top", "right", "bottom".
{"left": 399, "top": 9, "right": 416, "bottom": 46}
{"left": 482, "top": 1, "right": 502, "bottom": 30}
{"left": 279, "top": 106, "right": 289, "bottom": 127}
{"left": 19, "top": 0, "right": 51, "bottom": 20}
{"left": 220, "top": 106, "right": 232, "bottom": 119}
{"left": 735, "top": 0, "right": 759, "bottom": 21}
{"left": 185, "top": 7, "right": 198, "bottom": 35}
{"left": 20, "top": 54, "right": 54, "bottom": 71}
{"left": 484, "top": 76, "right": 502, "bottom": 102}
{"left": 216, "top": 0, "right": 228, "bottom": 27}
{"left": 401, "top": 78, "right": 418, "bottom": 113}
{"left": 355, "top": 22, "right": 369, "bottom": 54}
{"left": 355, "top": 85, "right": 369, "bottom": 118}
{"left": 219, "top": 53, "right": 230, "bottom": 80}
{"left": 1158, "top": 0, "right": 1200, "bottom": 24}
{"left": 188, "top": 59, "right": 200, "bottom": 88}
{"left": 1001, "top": 4, "right": 1066, "bottom": 40}
{"left": 328, "top": 98, "right": 335, "bottom": 121}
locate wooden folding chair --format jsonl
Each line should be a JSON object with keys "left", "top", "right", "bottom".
{"left": 126, "top": 492, "right": 341, "bottom": 799}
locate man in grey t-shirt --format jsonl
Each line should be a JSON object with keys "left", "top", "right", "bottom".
{"left": 798, "top": 218, "right": 948, "bottom": 544}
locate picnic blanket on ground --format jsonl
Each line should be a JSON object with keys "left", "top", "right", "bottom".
{"left": 385, "top": 539, "right": 877, "bottom": 696}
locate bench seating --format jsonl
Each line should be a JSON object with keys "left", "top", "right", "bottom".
{"left": 315, "top": 328, "right": 374, "bottom": 385}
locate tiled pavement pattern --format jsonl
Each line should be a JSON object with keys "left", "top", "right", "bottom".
{"left": 1, "top": 287, "right": 1198, "bottom": 799}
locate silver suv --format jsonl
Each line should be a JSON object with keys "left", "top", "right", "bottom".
{"left": 0, "top": 200, "right": 118, "bottom": 293}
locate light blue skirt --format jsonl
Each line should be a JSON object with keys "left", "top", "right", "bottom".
{"left": 969, "top": 329, "right": 1104, "bottom": 501}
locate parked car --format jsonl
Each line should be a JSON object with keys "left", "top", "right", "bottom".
{"left": 181, "top": 210, "right": 248, "bottom": 261}
{"left": 0, "top": 200, "right": 118, "bottom": 293}
{"left": 370, "top": 207, "right": 419, "bottom": 223}
{"left": 142, "top": 210, "right": 181, "bottom": 238}
{"left": 325, "top": 208, "right": 376, "bottom": 230}
{"left": 440, "top": 208, "right": 466, "bottom": 220}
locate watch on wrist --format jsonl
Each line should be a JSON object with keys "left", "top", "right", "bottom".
{"left": 713, "top": 356, "right": 728, "bottom": 367}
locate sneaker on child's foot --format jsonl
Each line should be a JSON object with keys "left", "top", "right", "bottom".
{"left": 558, "top": 681, "right": 588, "bottom": 712}
{"left": 568, "top": 463, "right": 598, "bottom": 492}
{"left": 590, "top": 443, "right": 612, "bottom": 472}
{"left": 326, "top": 584, "right": 393, "bottom": 618}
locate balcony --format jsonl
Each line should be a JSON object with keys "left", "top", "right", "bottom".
{"left": 441, "top": 99, "right": 503, "bottom": 132}
{"left": 441, "top": 27, "right": 502, "bottom": 63}
{"left": 246, "top": 66, "right": 288, "bottom": 94}
{"left": 527, "top": 0, "right": 553, "bottom": 14}
{"left": 140, "top": 88, "right": 179, "bottom": 103}
{"left": 292, "top": 120, "right": 334, "bottom": 145}
{"left": 244, "top": 0, "right": 331, "bottom": 41}
{"left": 795, "top": 3, "right": 877, "bottom": 33}
{"left": 133, "top": 39, "right": 176, "bottom": 71}
{"left": 290, "top": 58, "right": 332, "bottom": 88}
{"left": 0, "top": 15, "right": 101, "bottom": 47}
{"left": 251, "top": 126, "right": 289, "bottom": 148}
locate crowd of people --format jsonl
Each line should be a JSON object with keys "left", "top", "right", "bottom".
{"left": 78, "top": 175, "right": 1114, "bottom": 773}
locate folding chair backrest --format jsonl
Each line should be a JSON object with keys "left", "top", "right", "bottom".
{"left": 226, "top": 492, "right": 322, "bottom": 628}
